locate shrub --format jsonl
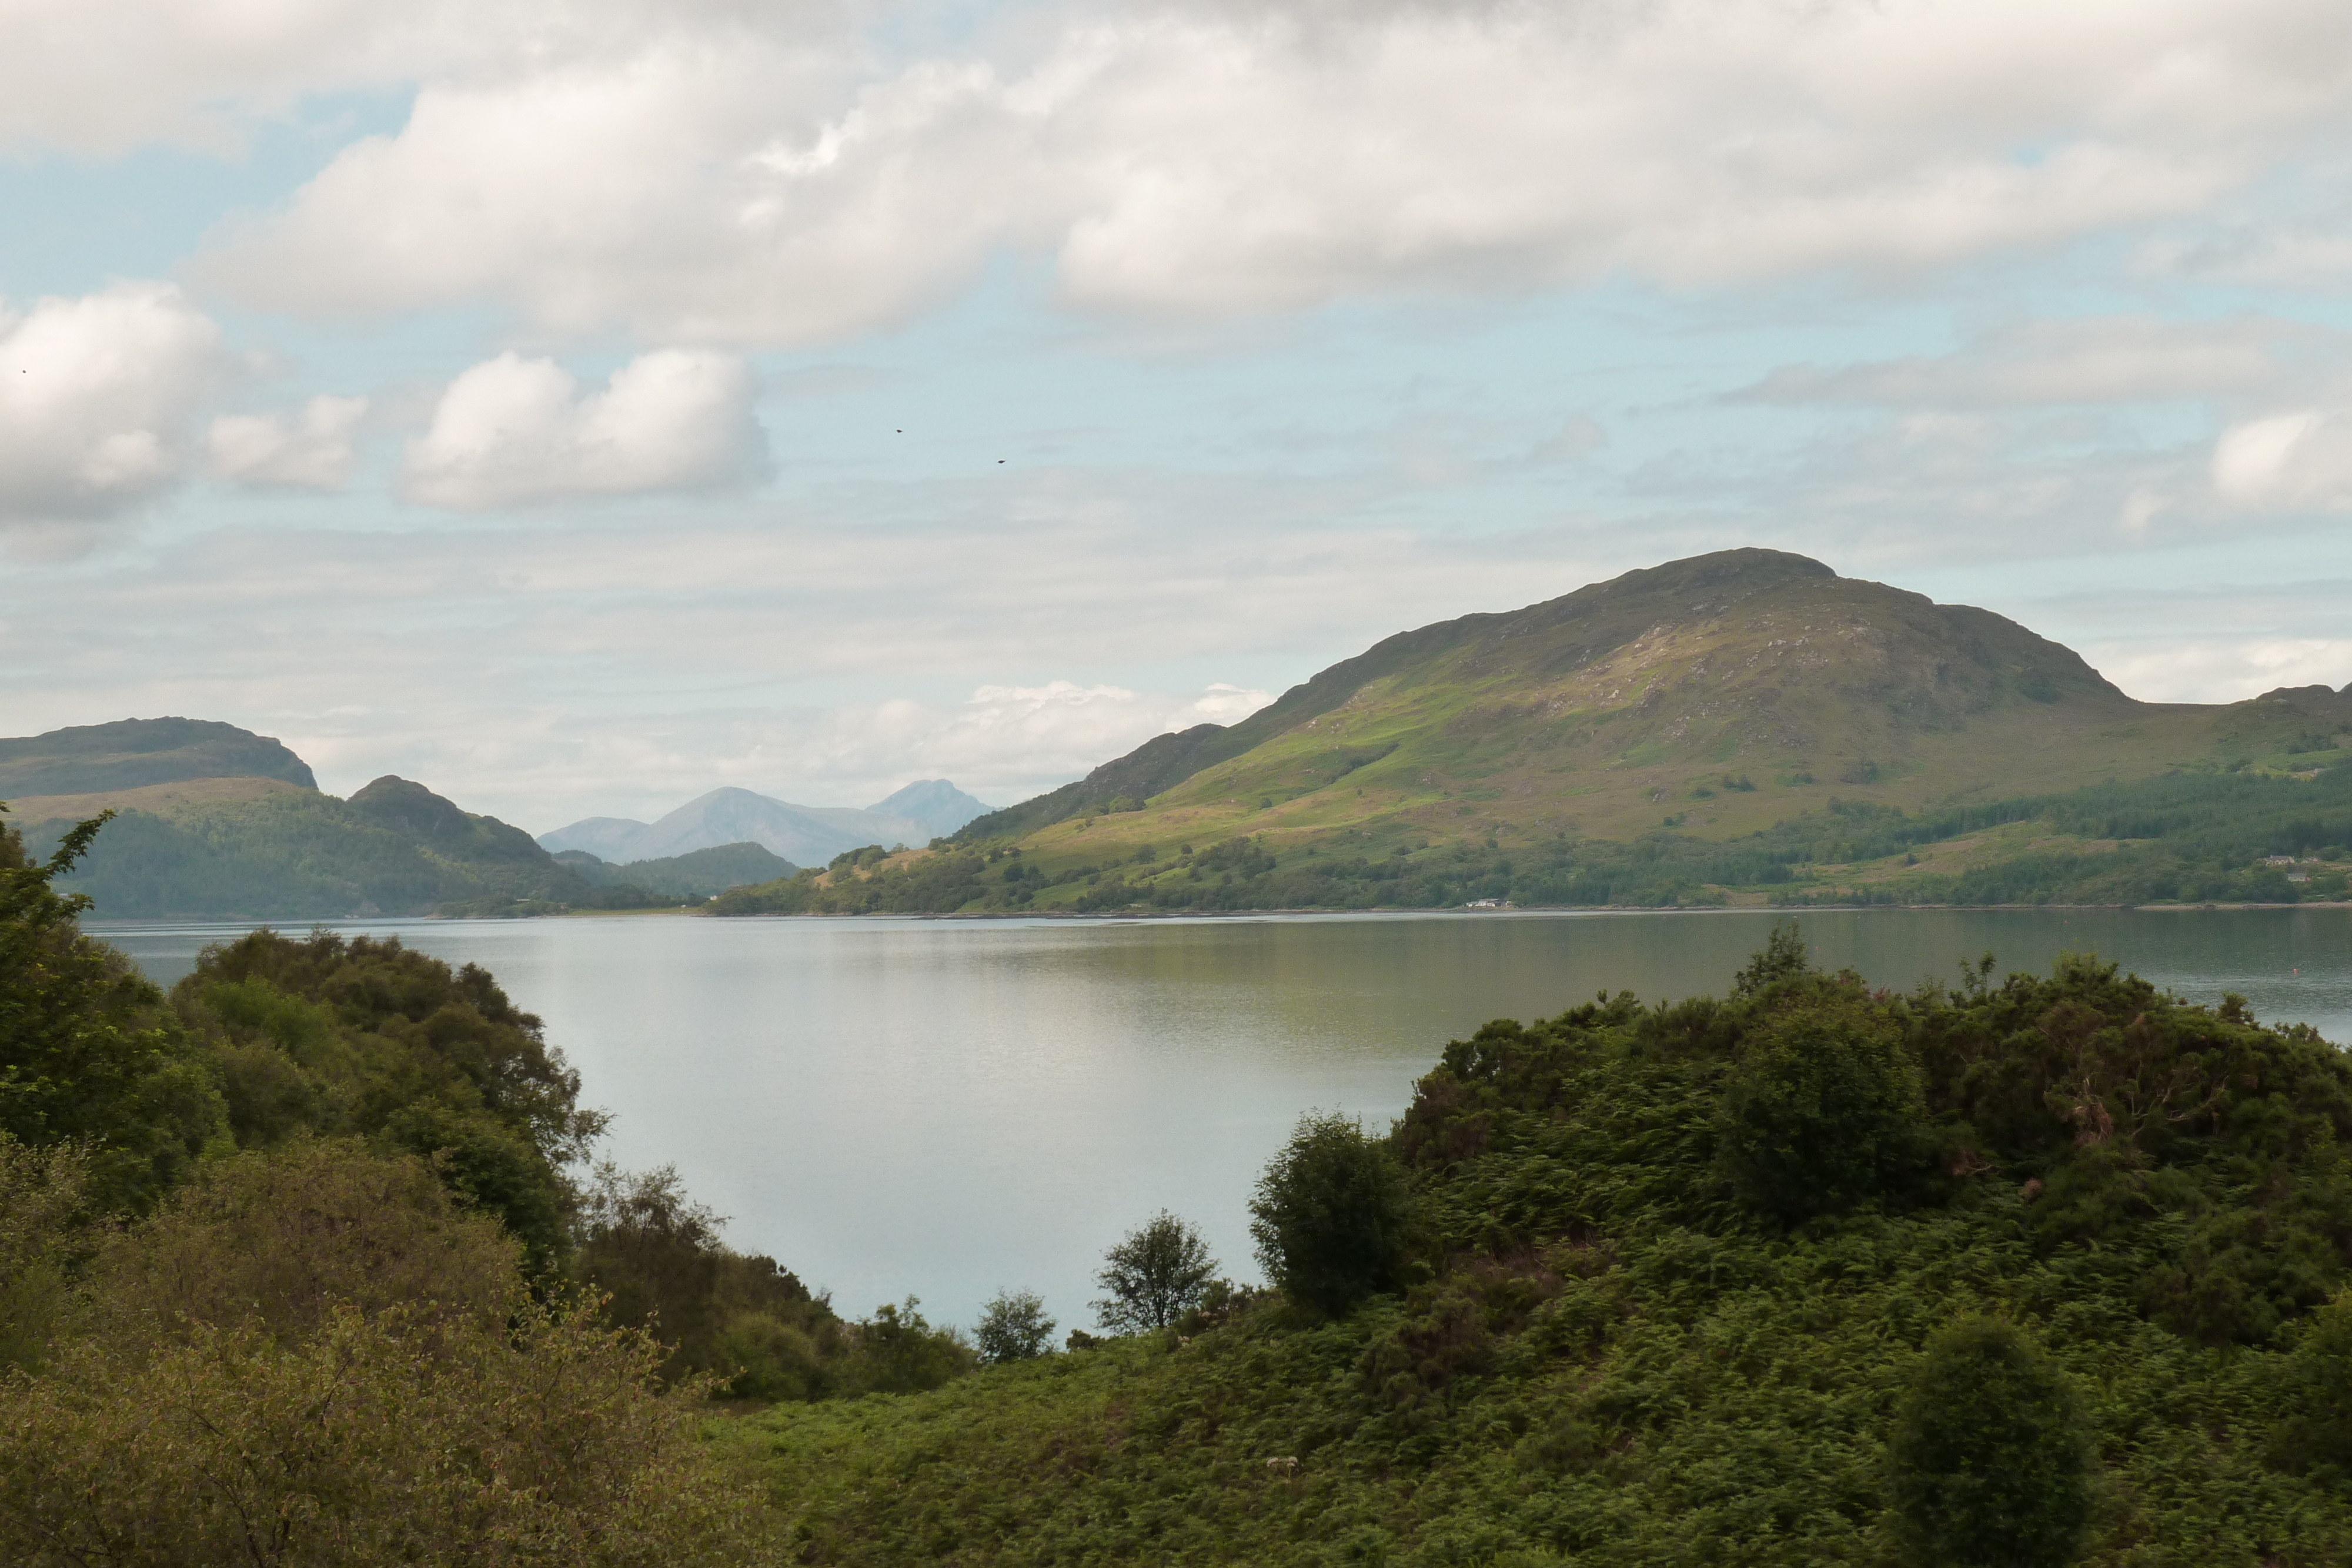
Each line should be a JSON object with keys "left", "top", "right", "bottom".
{"left": 1250, "top": 1112, "right": 1413, "bottom": 1316}
{"left": 975, "top": 1289, "right": 1057, "bottom": 1363}
{"left": 0, "top": 1298, "right": 761, "bottom": 1567}
{"left": 1093, "top": 1212, "right": 1217, "bottom": 1332}
{"left": 846, "top": 1298, "right": 976, "bottom": 1394}
{"left": 1889, "top": 1316, "right": 2092, "bottom": 1568}
{"left": 1717, "top": 1002, "right": 1929, "bottom": 1221}
{"left": 83, "top": 1138, "right": 520, "bottom": 1346}
{"left": 572, "top": 1162, "right": 855, "bottom": 1399}
{"left": 0, "top": 1135, "right": 91, "bottom": 1374}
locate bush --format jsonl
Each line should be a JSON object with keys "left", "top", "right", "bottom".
{"left": 975, "top": 1289, "right": 1057, "bottom": 1363}
{"left": 1093, "top": 1212, "right": 1217, "bottom": 1333}
{"left": 571, "top": 1162, "right": 856, "bottom": 1399}
{"left": 846, "top": 1298, "right": 976, "bottom": 1395}
{"left": 0, "top": 1136, "right": 91, "bottom": 1374}
{"left": 1889, "top": 1316, "right": 2092, "bottom": 1568}
{"left": 82, "top": 1138, "right": 521, "bottom": 1346}
{"left": 1250, "top": 1112, "right": 1413, "bottom": 1316}
{"left": 0, "top": 1298, "right": 761, "bottom": 1567}
{"left": 1717, "top": 1001, "right": 1930, "bottom": 1221}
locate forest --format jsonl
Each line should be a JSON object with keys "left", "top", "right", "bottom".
{"left": 11, "top": 807, "right": 2352, "bottom": 1564}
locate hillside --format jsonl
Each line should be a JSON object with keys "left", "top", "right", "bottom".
{"left": 719, "top": 550, "right": 2352, "bottom": 914}
{"left": 554, "top": 841, "right": 798, "bottom": 899}
{"left": 0, "top": 717, "right": 316, "bottom": 798}
{"left": 18, "top": 772, "right": 622, "bottom": 920}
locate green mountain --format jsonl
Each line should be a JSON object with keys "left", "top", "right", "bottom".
{"left": 722, "top": 549, "right": 2352, "bottom": 914}
{"left": 554, "top": 841, "right": 799, "bottom": 899}
{"left": 0, "top": 716, "right": 316, "bottom": 798}
{"left": 0, "top": 720, "right": 673, "bottom": 920}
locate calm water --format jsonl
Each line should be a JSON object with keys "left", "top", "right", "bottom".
{"left": 97, "top": 908, "right": 2352, "bottom": 1335}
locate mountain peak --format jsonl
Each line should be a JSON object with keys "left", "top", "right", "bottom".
{"left": 0, "top": 717, "right": 318, "bottom": 798}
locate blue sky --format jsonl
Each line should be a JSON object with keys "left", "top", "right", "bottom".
{"left": 8, "top": 0, "right": 2352, "bottom": 830}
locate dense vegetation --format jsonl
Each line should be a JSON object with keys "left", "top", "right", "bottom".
{"left": 0, "top": 811, "right": 968, "bottom": 1563}
{"left": 556, "top": 841, "right": 798, "bottom": 900}
{"left": 730, "top": 928, "right": 2352, "bottom": 1564}
{"left": 23, "top": 780, "right": 620, "bottom": 920}
{"left": 22, "top": 795, "right": 2352, "bottom": 1564}
{"left": 714, "top": 763, "right": 2352, "bottom": 915}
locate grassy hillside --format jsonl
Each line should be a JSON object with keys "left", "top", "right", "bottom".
{"left": 11, "top": 775, "right": 652, "bottom": 920}
{"left": 723, "top": 942, "right": 2352, "bottom": 1566}
{"left": 0, "top": 716, "right": 317, "bottom": 797}
{"left": 716, "top": 551, "right": 2352, "bottom": 914}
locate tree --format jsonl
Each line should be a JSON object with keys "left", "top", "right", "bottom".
{"left": 1250, "top": 1112, "right": 1412, "bottom": 1316}
{"left": 1093, "top": 1212, "right": 1216, "bottom": 1332}
{"left": 0, "top": 811, "right": 224, "bottom": 1212}
{"left": 974, "top": 1289, "right": 1057, "bottom": 1363}
{"left": 1889, "top": 1316, "right": 2093, "bottom": 1568}
{"left": 1718, "top": 1002, "right": 1929, "bottom": 1221}
{"left": 1733, "top": 918, "right": 1813, "bottom": 995}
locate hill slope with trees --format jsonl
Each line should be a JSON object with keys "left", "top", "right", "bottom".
{"left": 719, "top": 550, "right": 2352, "bottom": 914}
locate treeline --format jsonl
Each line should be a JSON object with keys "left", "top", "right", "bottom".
{"left": 716, "top": 764, "right": 2352, "bottom": 915}
{"left": 0, "top": 813, "right": 971, "bottom": 1563}
{"left": 740, "top": 928, "right": 2352, "bottom": 1564}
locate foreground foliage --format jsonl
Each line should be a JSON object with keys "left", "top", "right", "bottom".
{"left": 731, "top": 940, "right": 2352, "bottom": 1565}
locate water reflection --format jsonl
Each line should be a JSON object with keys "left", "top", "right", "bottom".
{"left": 96, "top": 908, "right": 2352, "bottom": 1333}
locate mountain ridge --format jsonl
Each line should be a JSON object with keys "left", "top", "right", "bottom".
{"left": 540, "top": 780, "right": 991, "bottom": 865}
{"left": 720, "top": 548, "right": 2352, "bottom": 914}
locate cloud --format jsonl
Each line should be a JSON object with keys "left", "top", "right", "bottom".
{"left": 2211, "top": 408, "right": 2352, "bottom": 509}
{"left": 2089, "top": 636, "right": 2352, "bottom": 704}
{"left": 208, "top": 394, "right": 370, "bottom": 489}
{"left": 1742, "top": 316, "right": 2306, "bottom": 408}
{"left": 201, "top": 0, "right": 2352, "bottom": 343}
{"left": 0, "top": 283, "right": 226, "bottom": 537}
{"left": 402, "top": 350, "right": 767, "bottom": 510}
{"left": 0, "top": 0, "right": 781, "bottom": 156}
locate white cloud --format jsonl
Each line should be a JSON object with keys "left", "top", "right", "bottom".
{"left": 0, "top": 283, "right": 226, "bottom": 536}
{"left": 1744, "top": 316, "right": 2305, "bottom": 408}
{"left": 200, "top": 0, "right": 2352, "bottom": 343}
{"left": 403, "top": 349, "right": 767, "bottom": 510}
{"left": 2090, "top": 636, "right": 2352, "bottom": 703}
{"left": 208, "top": 394, "right": 370, "bottom": 489}
{"left": 0, "top": 0, "right": 803, "bottom": 157}
{"left": 2211, "top": 408, "right": 2352, "bottom": 509}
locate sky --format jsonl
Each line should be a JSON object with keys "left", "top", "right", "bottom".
{"left": 9, "top": 0, "right": 2352, "bottom": 833}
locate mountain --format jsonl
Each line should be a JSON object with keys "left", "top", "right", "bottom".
{"left": 22, "top": 768, "right": 620, "bottom": 920}
{"left": 0, "top": 717, "right": 316, "bottom": 799}
{"left": 541, "top": 781, "right": 991, "bottom": 865}
{"left": 0, "top": 719, "right": 662, "bottom": 919}
{"left": 552, "top": 841, "right": 797, "bottom": 899}
{"left": 720, "top": 549, "right": 2352, "bottom": 914}
{"left": 867, "top": 779, "right": 993, "bottom": 840}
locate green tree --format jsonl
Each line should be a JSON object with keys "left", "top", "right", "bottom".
{"left": 1718, "top": 1002, "right": 1929, "bottom": 1221}
{"left": 1093, "top": 1212, "right": 1216, "bottom": 1332}
{"left": 974, "top": 1289, "right": 1057, "bottom": 1363}
{"left": 171, "top": 929, "right": 606, "bottom": 1274}
{"left": 1250, "top": 1112, "right": 1412, "bottom": 1316}
{"left": 0, "top": 811, "right": 225, "bottom": 1211}
{"left": 1733, "top": 918, "right": 1814, "bottom": 994}
{"left": 1889, "top": 1316, "right": 2093, "bottom": 1568}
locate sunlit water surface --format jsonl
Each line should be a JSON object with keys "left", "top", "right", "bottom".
{"left": 98, "top": 908, "right": 2352, "bottom": 1333}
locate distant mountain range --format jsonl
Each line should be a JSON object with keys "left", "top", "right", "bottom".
{"left": 0, "top": 718, "right": 988, "bottom": 919}
{"left": 539, "top": 780, "right": 993, "bottom": 867}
